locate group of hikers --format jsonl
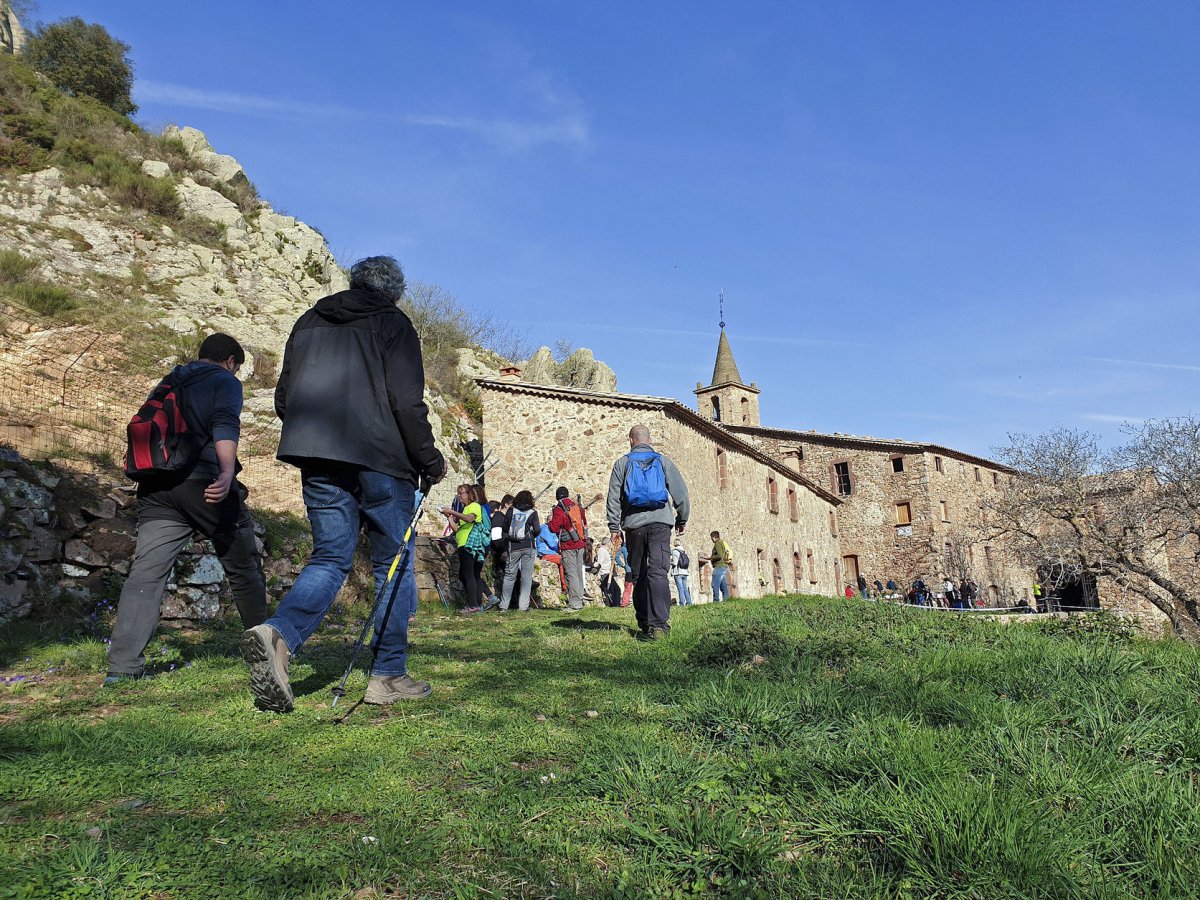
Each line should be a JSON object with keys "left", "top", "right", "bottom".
{"left": 104, "top": 255, "right": 701, "bottom": 712}
{"left": 436, "top": 481, "right": 738, "bottom": 619}
{"left": 845, "top": 574, "right": 1041, "bottom": 612}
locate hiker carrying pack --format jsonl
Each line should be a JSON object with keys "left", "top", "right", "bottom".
{"left": 556, "top": 499, "right": 585, "bottom": 544}
{"left": 124, "top": 366, "right": 201, "bottom": 480}
{"left": 623, "top": 450, "right": 668, "bottom": 510}
{"left": 509, "top": 506, "right": 533, "bottom": 542}
{"left": 676, "top": 547, "right": 690, "bottom": 569}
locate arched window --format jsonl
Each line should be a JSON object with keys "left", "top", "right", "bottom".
{"left": 711, "top": 397, "right": 721, "bottom": 422}
{"left": 772, "top": 558, "right": 784, "bottom": 593}
{"left": 767, "top": 475, "right": 778, "bottom": 513}
{"left": 740, "top": 396, "right": 750, "bottom": 423}
{"left": 807, "top": 548, "right": 817, "bottom": 583}
{"left": 716, "top": 449, "right": 728, "bottom": 490}
{"left": 793, "top": 551, "right": 803, "bottom": 589}
{"left": 787, "top": 484, "right": 798, "bottom": 522}
{"left": 829, "top": 510, "right": 838, "bottom": 536}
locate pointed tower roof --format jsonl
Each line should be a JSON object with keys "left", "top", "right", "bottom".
{"left": 711, "top": 328, "right": 744, "bottom": 386}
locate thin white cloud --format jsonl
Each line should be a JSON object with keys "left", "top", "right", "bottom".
{"left": 135, "top": 79, "right": 590, "bottom": 149}
{"left": 1086, "top": 356, "right": 1200, "bottom": 373}
{"left": 136, "top": 80, "right": 354, "bottom": 118}
{"left": 1081, "top": 413, "right": 1147, "bottom": 425}
{"left": 403, "top": 113, "right": 589, "bottom": 150}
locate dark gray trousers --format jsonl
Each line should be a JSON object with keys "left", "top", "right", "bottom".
{"left": 107, "top": 480, "right": 266, "bottom": 675}
{"left": 625, "top": 522, "right": 672, "bottom": 633}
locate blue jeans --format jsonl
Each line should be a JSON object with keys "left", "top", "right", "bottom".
{"left": 265, "top": 466, "right": 416, "bottom": 677}
{"left": 712, "top": 566, "right": 730, "bottom": 601}
{"left": 674, "top": 574, "right": 692, "bottom": 606}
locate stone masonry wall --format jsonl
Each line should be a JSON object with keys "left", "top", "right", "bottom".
{"left": 736, "top": 432, "right": 1035, "bottom": 602}
{"left": 479, "top": 383, "right": 842, "bottom": 600}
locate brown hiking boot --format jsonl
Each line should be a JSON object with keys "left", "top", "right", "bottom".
{"left": 363, "top": 674, "right": 432, "bottom": 704}
{"left": 240, "top": 624, "right": 293, "bottom": 712}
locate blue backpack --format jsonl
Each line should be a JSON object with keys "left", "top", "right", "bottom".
{"left": 624, "top": 451, "right": 668, "bottom": 510}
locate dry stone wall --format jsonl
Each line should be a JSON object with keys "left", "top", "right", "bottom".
{"left": 479, "top": 382, "right": 841, "bottom": 600}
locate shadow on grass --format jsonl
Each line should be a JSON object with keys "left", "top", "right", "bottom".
{"left": 549, "top": 618, "right": 628, "bottom": 632}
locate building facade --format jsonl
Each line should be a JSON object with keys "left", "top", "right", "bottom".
{"left": 477, "top": 375, "right": 843, "bottom": 600}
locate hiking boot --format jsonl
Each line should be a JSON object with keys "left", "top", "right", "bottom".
{"left": 364, "top": 674, "right": 432, "bottom": 704}
{"left": 240, "top": 624, "right": 293, "bottom": 713}
{"left": 102, "top": 672, "right": 142, "bottom": 687}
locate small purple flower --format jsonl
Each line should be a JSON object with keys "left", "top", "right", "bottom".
{"left": 169, "top": 664, "right": 176, "bottom": 671}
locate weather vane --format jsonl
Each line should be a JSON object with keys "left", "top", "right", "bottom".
{"left": 719, "top": 289, "right": 726, "bottom": 330}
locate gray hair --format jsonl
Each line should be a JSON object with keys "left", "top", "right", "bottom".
{"left": 349, "top": 256, "right": 406, "bottom": 303}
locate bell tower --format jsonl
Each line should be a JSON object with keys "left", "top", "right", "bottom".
{"left": 693, "top": 292, "right": 760, "bottom": 426}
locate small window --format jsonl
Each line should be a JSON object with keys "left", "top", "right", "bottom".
{"left": 716, "top": 449, "right": 728, "bottom": 490}
{"left": 992, "top": 471, "right": 1000, "bottom": 487}
{"left": 756, "top": 547, "right": 765, "bottom": 577}
{"left": 793, "top": 551, "right": 803, "bottom": 589}
{"left": 891, "top": 456, "right": 904, "bottom": 473}
{"left": 740, "top": 396, "right": 750, "bottom": 424}
{"left": 807, "top": 548, "right": 817, "bottom": 583}
{"left": 711, "top": 397, "right": 721, "bottom": 422}
{"left": 934, "top": 456, "right": 944, "bottom": 474}
{"left": 787, "top": 484, "right": 798, "bottom": 522}
{"left": 974, "top": 466, "right": 981, "bottom": 483}
{"left": 896, "top": 502, "right": 912, "bottom": 525}
{"left": 795, "top": 445, "right": 804, "bottom": 461}
{"left": 939, "top": 500, "right": 950, "bottom": 521}
{"left": 767, "top": 475, "right": 779, "bottom": 514}
{"left": 833, "top": 461, "right": 852, "bottom": 496}
{"left": 772, "top": 558, "right": 784, "bottom": 593}
{"left": 944, "top": 541, "right": 953, "bottom": 560}
{"left": 829, "top": 510, "right": 838, "bottom": 536}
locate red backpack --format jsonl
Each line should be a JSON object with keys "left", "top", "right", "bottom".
{"left": 124, "top": 367, "right": 199, "bottom": 480}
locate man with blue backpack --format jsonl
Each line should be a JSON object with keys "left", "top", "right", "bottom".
{"left": 605, "top": 424, "right": 689, "bottom": 640}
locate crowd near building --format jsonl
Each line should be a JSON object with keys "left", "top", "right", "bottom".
{"left": 479, "top": 326, "right": 1046, "bottom": 607}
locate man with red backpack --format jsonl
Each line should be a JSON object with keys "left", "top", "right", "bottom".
{"left": 105, "top": 334, "right": 267, "bottom": 684}
{"left": 548, "top": 486, "right": 587, "bottom": 610}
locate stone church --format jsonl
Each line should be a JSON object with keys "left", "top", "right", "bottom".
{"left": 479, "top": 327, "right": 1039, "bottom": 603}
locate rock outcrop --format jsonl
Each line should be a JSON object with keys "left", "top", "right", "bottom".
{"left": 522, "top": 346, "right": 617, "bottom": 393}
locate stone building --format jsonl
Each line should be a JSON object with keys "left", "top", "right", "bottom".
{"left": 727, "top": 424, "right": 1034, "bottom": 602}
{"left": 477, "top": 373, "right": 844, "bottom": 600}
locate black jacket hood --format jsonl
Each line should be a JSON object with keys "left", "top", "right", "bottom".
{"left": 313, "top": 288, "right": 396, "bottom": 324}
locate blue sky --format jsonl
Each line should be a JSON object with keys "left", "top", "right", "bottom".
{"left": 34, "top": 1, "right": 1200, "bottom": 458}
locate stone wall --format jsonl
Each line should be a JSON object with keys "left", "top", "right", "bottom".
{"left": 0, "top": 448, "right": 453, "bottom": 627}
{"left": 479, "top": 381, "right": 842, "bottom": 600}
{"left": 733, "top": 430, "right": 1035, "bottom": 602}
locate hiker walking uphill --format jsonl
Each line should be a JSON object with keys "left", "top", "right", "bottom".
{"left": 606, "top": 424, "right": 689, "bottom": 639}
{"left": 106, "top": 334, "right": 267, "bottom": 684}
{"left": 242, "top": 256, "right": 446, "bottom": 712}
{"left": 548, "top": 487, "right": 588, "bottom": 610}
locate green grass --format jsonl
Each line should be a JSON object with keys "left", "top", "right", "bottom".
{"left": 1, "top": 596, "right": 1198, "bottom": 898}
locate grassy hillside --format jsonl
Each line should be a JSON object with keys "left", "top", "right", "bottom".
{"left": 2, "top": 597, "right": 1198, "bottom": 898}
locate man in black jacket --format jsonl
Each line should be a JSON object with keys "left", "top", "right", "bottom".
{"left": 241, "top": 256, "right": 445, "bottom": 712}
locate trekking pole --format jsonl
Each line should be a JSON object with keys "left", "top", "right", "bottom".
{"left": 475, "top": 457, "right": 501, "bottom": 484}
{"left": 532, "top": 482, "right": 553, "bottom": 503}
{"left": 331, "top": 478, "right": 432, "bottom": 709}
{"left": 473, "top": 452, "right": 494, "bottom": 481}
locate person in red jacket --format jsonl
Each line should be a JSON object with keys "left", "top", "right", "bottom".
{"left": 548, "top": 486, "right": 587, "bottom": 610}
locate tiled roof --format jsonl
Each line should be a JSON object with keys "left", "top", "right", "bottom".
{"left": 477, "top": 378, "right": 843, "bottom": 505}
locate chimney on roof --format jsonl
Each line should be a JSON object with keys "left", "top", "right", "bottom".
{"left": 499, "top": 365, "right": 521, "bottom": 381}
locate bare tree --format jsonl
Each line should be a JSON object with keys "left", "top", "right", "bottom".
{"left": 988, "top": 419, "right": 1200, "bottom": 641}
